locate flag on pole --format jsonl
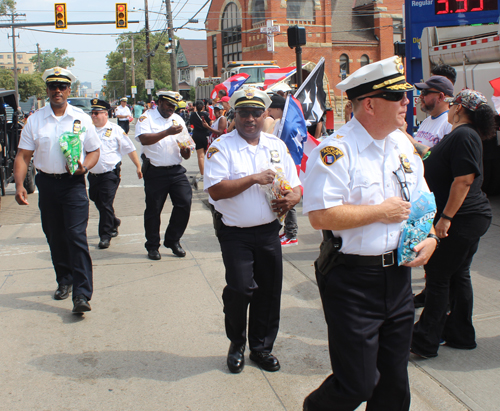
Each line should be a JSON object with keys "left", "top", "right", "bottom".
{"left": 299, "top": 133, "right": 321, "bottom": 179}
{"left": 489, "top": 77, "right": 500, "bottom": 114}
{"left": 294, "top": 57, "right": 326, "bottom": 123}
{"left": 276, "top": 95, "right": 308, "bottom": 171}
{"left": 210, "top": 73, "right": 250, "bottom": 100}
{"left": 264, "top": 67, "right": 296, "bottom": 90}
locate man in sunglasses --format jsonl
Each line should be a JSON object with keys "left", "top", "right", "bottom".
{"left": 204, "top": 87, "right": 301, "bottom": 374}
{"left": 13, "top": 66, "right": 100, "bottom": 314}
{"left": 302, "top": 56, "right": 439, "bottom": 411}
{"left": 88, "top": 99, "right": 142, "bottom": 250}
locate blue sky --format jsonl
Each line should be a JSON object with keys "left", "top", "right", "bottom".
{"left": 1, "top": 0, "right": 210, "bottom": 89}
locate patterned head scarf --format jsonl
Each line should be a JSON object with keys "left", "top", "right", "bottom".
{"left": 445, "top": 89, "right": 487, "bottom": 111}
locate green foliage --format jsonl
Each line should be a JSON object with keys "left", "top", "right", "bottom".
{"left": 29, "top": 48, "right": 75, "bottom": 72}
{"left": 0, "top": 68, "right": 14, "bottom": 90}
{"left": 189, "top": 86, "right": 196, "bottom": 101}
{"left": 0, "top": 0, "right": 16, "bottom": 14}
{"left": 104, "top": 30, "right": 175, "bottom": 102}
{"left": 0, "top": 69, "right": 46, "bottom": 100}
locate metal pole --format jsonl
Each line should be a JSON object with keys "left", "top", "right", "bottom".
{"left": 295, "top": 46, "right": 303, "bottom": 87}
{"left": 145, "top": 0, "right": 152, "bottom": 101}
{"left": 37, "top": 43, "right": 41, "bottom": 72}
{"left": 131, "top": 36, "right": 136, "bottom": 104}
{"left": 11, "top": 15, "right": 19, "bottom": 105}
{"left": 165, "top": 0, "right": 178, "bottom": 91}
{"left": 123, "top": 44, "right": 127, "bottom": 97}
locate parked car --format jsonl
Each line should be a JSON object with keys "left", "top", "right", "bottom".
{"left": 67, "top": 97, "right": 93, "bottom": 115}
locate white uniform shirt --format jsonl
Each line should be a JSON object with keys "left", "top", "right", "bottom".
{"left": 303, "top": 117, "right": 430, "bottom": 255}
{"left": 19, "top": 104, "right": 100, "bottom": 174}
{"left": 115, "top": 104, "right": 132, "bottom": 119}
{"left": 89, "top": 120, "right": 136, "bottom": 174}
{"left": 134, "top": 109, "right": 187, "bottom": 167}
{"left": 204, "top": 130, "right": 301, "bottom": 227}
{"left": 414, "top": 111, "right": 451, "bottom": 147}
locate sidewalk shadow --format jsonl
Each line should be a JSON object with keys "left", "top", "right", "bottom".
{"left": 30, "top": 351, "right": 226, "bottom": 382}
{"left": 0, "top": 290, "right": 86, "bottom": 324}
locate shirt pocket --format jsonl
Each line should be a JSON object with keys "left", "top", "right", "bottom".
{"left": 33, "top": 133, "right": 52, "bottom": 155}
{"left": 351, "top": 171, "right": 384, "bottom": 205}
{"left": 231, "top": 163, "right": 249, "bottom": 180}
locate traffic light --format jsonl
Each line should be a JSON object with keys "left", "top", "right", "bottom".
{"left": 54, "top": 3, "right": 67, "bottom": 30}
{"left": 116, "top": 3, "right": 128, "bottom": 29}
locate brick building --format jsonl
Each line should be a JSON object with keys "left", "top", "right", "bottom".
{"left": 204, "top": 0, "right": 404, "bottom": 104}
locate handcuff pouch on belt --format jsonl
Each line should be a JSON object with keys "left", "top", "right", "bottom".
{"left": 141, "top": 153, "right": 150, "bottom": 176}
{"left": 114, "top": 161, "right": 122, "bottom": 177}
{"left": 213, "top": 209, "right": 224, "bottom": 236}
{"left": 315, "top": 230, "right": 343, "bottom": 276}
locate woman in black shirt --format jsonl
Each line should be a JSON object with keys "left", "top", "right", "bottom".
{"left": 411, "top": 89, "right": 497, "bottom": 358}
{"left": 189, "top": 100, "right": 211, "bottom": 179}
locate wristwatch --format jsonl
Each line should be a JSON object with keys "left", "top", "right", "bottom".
{"left": 427, "top": 233, "right": 440, "bottom": 248}
{"left": 83, "top": 166, "right": 88, "bottom": 174}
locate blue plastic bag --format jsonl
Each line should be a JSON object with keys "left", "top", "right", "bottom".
{"left": 397, "top": 191, "right": 437, "bottom": 265}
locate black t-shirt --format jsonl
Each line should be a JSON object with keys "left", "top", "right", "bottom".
{"left": 189, "top": 110, "right": 211, "bottom": 135}
{"left": 424, "top": 124, "right": 491, "bottom": 217}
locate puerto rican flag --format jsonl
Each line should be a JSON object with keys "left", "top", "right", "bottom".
{"left": 299, "top": 133, "right": 320, "bottom": 180}
{"left": 490, "top": 77, "right": 500, "bottom": 114}
{"left": 264, "top": 67, "right": 296, "bottom": 90}
{"left": 210, "top": 73, "right": 250, "bottom": 100}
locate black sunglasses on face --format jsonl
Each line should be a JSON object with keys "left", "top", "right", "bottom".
{"left": 420, "top": 89, "right": 441, "bottom": 97}
{"left": 236, "top": 109, "right": 265, "bottom": 118}
{"left": 47, "top": 83, "right": 70, "bottom": 91}
{"left": 393, "top": 165, "right": 410, "bottom": 202}
{"left": 357, "top": 92, "right": 407, "bottom": 102}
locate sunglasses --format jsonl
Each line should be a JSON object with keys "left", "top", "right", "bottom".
{"left": 420, "top": 89, "right": 442, "bottom": 97}
{"left": 47, "top": 83, "right": 70, "bottom": 91}
{"left": 393, "top": 165, "right": 410, "bottom": 202}
{"left": 357, "top": 92, "right": 407, "bottom": 102}
{"left": 236, "top": 109, "right": 265, "bottom": 118}
{"left": 91, "top": 111, "right": 105, "bottom": 116}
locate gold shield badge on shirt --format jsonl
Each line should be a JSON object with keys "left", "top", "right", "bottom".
{"left": 104, "top": 128, "right": 112, "bottom": 137}
{"left": 270, "top": 150, "right": 281, "bottom": 163}
{"left": 139, "top": 115, "right": 147, "bottom": 122}
{"left": 399, "top": 153, "right": 413, "bottom": 173}
{"left": 320, "top": 146, "right": 344, "bottom": 166}
{"left": 73, "top": 120, "right": 81, "bottom": 134}
{"left": 207, "top": 146, "right": 219, "bottom": 159}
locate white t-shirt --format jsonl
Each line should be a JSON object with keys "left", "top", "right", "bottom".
{"left": 115, "top": 104, "right": 132, "bottom": 119}
{"left": 414, "top": 111, "right": 451, "bottom": 147}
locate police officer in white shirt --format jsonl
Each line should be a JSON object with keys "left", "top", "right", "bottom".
{"left": 302, "top": 57, "right": 439, "bottom": 411}
{"left": 135, "top": 90, "right": 192, "bottom": 260}
{"left": 115, "top": 97, "right": 132, "bottom": 134}
{"left": 204, "top": 88, "right": 301, "bottom": 374}
{"left": 14, "top": 67, "right": 100, "bottom": 314}
{"left": 88, "top": 99, "right": 142, "bottom": 249}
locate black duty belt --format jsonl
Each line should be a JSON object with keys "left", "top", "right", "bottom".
{"left": 150, "top": 163, "right": 179, "bottom": 169}
{"left": 341, "top": 250, "right": 396, "bottom": 267}
{"left": 37, "top": 170, "right": 71, "bottom": 179}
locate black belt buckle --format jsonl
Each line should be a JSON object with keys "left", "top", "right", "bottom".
{"left": 382, "top": 251, "right": 395, "bottom": 267}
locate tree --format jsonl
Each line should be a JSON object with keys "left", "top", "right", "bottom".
{"left": 104, "top": 30, "right": 175, "bottom": 102}
{"left": 0, "top": 0, "right": 16, "bottom": 14}
{"left": 0, "top": 69, "right": 46, "bottom": 100}
{"left": 0, "top": 68, "right": 14, "bottom": 90}
{"left": 29, "top": 48, "right": 75, "bottom": 72}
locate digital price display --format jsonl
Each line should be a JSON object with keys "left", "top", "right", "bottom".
{"left": 435, "top": 0, "right": 498, "bottom": 14}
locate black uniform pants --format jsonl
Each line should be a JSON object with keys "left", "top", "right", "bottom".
{"left": 412, "top": 214, "right": 491, "bottom": 356}
{"left": 217, "top": 220, "right": 283, "bottom": 352}
{"left": 35, "top": 173, "right": 93, "bottom": 300}
{"left": 117, "top": 119, "right": 129, "bottom": 134}
{"left": 143, "top": 164, "right": 192, "bottom": 251}
{"left": 307, "top": 263, "right": 414, "bottom": 411}
{"left": 88, "top": 171, "right": 121, "bottom": 241}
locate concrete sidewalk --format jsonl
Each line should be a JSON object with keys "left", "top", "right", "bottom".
{"left": 1, "top": 136, "right": 499, "bottom": 410}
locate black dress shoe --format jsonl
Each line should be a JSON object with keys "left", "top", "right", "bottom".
{"left": 249, "top": 350, "right": 280, "bottom": 372}
{"left": 72, "top": 295, "right": 91, "bottom": 313}
{"left": 165, "top": 241, "right": 186, "bottom": 257}
{"left": 227, "top": 342, "right": 245, "bottom": 373}
{"left": 148, "top": 249, "right": 161, "bottom": 260}
{"left": 54, "top": 284, "right": 72, "bottom": 300}
{"left": 110, "top": 219, "right": 121, "bottom": 238}
{"left": 98, "top": 239, "right": 110, "bottom": 249}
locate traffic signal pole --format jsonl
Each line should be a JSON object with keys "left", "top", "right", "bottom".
{"left": 165, "top": 0, "right": 178, "bottom": 91}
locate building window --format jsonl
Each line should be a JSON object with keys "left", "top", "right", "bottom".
{"left": 0, "top": 55, "right": 3, "bottom": 59}
{"left": 360, "top": 55, "right": 369, "bottom": 67}
{"left": 7, "top": 54, "right": 11, "bottom": 59}
{"left": 393, "top": 18, "right": 403, "bottom": 43}
{"left": 212, "top": 35, "right": 218, "bottom": 77}
{"left": 221, "top": 2, "right": 242, "bottom": 68}
{"left": 340, "top": 54, "right": 349, "bottom": 75}
{"left": 287, "top": 0, "right": 314, "bottom": 22}
{"left": 17, "top": 54, "right": 22, "bottom": 60}
{"left": 251, "top": 0, "right": 265, "bottom": 25}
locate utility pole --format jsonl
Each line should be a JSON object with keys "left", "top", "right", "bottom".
{"left": 36, "top": 43, "right": 41, "bottom": 72}
{"left": 165, "top": 0, "right": 178, "bottom": 91}
{"left": 145, "top": 0, "right": 152, "bottom": 101}
{"left": 7, "top": 13, "right": 25, "bottom": 104}
{"left": 131, "top": 36, "right": 136, "bottom": 104}
{"left": 123, "top": 43, "right": 127, "bottom": 97}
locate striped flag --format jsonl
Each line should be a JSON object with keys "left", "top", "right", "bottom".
{"left": 490, "top": 77, "right": 500, "bottom": 114}
{"left": 299, "top": 133, "right": 320, "bottom": 179}
{"left": 264, "top": 67, "right": 296, "bottom": 90}
{"left": 210, "top": 73, "right": 250, "bottom": 100}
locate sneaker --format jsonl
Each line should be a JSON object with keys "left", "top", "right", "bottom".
{"left": 279, "top": 232, "right": 286, "bottom": 240}
{"left": 281, "top": 237, "right": 298, "bottom": 247}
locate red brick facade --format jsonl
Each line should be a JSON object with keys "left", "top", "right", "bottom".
{"left": 204, "top": 0, "right": 403, "bottom": 103}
